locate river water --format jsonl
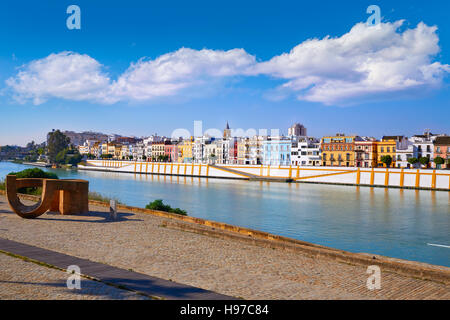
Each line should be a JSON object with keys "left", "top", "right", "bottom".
{"left": 1, "top": 161, "right": 449, "bottom": 267}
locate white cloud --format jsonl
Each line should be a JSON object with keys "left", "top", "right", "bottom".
{"left": 6, "top": 52, "right": 111, "bottom": 105}
{"left": 107, "top": 47, "right": 256, "bottom": 102}
{"left": 251, "top": 21, "right": 450, "bottom": 105}
{"left": 5, "top": 21, "right": 449, "bottom": 106}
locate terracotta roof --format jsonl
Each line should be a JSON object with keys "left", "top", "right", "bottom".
{"left": 434, "top": 136, "right": 450, "bottom": 145}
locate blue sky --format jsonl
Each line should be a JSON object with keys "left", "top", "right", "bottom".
{"left": 0, "top": 0, "right": 449, "bottom": 146}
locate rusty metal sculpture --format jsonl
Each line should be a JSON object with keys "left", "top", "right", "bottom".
{"left": 6, "top": 175, "right": 89, "bottom": 219}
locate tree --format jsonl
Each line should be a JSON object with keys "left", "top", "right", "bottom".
{"left": 407, "top": 157, "right": 418, "bottom": 168}
{"left": 142, "top": 155, "right": 147, "bottom": 160}
{"left": 433, "top": 156, "right": 444, "bottom": 169}
{"left": 55, "top": 148, "right": 82, "bottom": 165}
{"left": 380, "top": 155, "right": 392, "bottom": 168}
{"left": 66, "top": 151, "right": 82, "bottom": 165}
{"left": 157, "top": 155, "right": 168, "bottom": 162}
{"left": 419, "top": 157, "right": 430, "bottom": 168}
{"left": 47, "top": 130, "right": 70, "bottom": 164}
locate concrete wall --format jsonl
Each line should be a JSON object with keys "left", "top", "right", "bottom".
{"left": 81, "top": 160, "right": 450, "bottom": 191}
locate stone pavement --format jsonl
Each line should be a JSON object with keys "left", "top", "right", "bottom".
{"left": 0, "top": 252, "right": 149, "bottom": 300}
{"left": 0, "top": 194, "right": 448, "bottom": 300}
{"left": 0, "top": 238, "right": 232, "bottom": 300}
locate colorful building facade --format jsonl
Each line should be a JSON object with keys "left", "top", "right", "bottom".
{"left": 433, "top": 136, "right": 450, "bottom": 169}
{"left": 354, "top": 140, "right": 378, "bottom": 168}
{"left": 377, "top": 136, "right": 409, "bottom": 167}
{"left": 321, "top": 135, "right": 361, "bottom": 167}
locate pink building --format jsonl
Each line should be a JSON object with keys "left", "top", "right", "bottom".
{"left": 433, "top": 136, "right": 450, "bottom": 169}
{"left": 165, "top": 144, "right": 178, "bottom": 163}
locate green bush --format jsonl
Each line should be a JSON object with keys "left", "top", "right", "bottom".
{"left": 0, "top": 179, "right": 5, "bottom": 191}
{"left": 55, "top": 148, "right": 82, "bottom": 165}
{"left": 145, "top": 199, "right": 187, "bottom": 216}
{"left": 7, "top": 168, "right": 59, "bottom": 195}
{"left": 433, "top": 157, "right": 444, "bottom": 165}
{"left": 419, "top": 157, "right": 430, "bottom": 167}
{"left": 380, "top": 155, "right": 393, "bottom": 167}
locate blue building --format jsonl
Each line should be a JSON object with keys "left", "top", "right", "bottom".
{"left": 262, "top": 139, "right": 292, "bottom": 166}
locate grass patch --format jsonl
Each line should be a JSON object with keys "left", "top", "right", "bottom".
{"left": 145, "top": 199, "right": 188, "bottom": 216}
{"left": 88, "top": 191, "right": 122, "bottom": 204}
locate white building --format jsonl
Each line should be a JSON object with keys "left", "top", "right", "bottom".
{"left": 395, "top": 144, "right": 417, "bottom": 168}
{"left": 291, "top": 137, "right": 321, "bottom": 166}
{"left": 193, "top": 135, "right": 213, "bottom": 163}
{"left": 78, "top": 139, "right": 100, "bottom": 155}
{"left": 216, "top": 138, "right": 237, "bottom": 164}
{"left": 132, "top": 141, "right": 146, "bottom": 161}
{"left": 409, "top": 132, "right": 441, "bottom": 164}
{"left": 204, "top": 141, "right": 218, "bottom": 164}
{"left": 288, "top": 123, "right": 307, "bottom": 137}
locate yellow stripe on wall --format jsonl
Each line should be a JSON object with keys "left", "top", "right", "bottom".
{"left": 400, "top": 169, "right": 404, "bottom": 187}
{"left": 415, "top": 169, "right": 420, "bottom": 188}
{"left": 431, "top": 170, "right": 436, "bottom": 189}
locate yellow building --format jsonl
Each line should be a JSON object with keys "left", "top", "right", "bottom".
{"left": 376, "top": 136, "right": 407, "bottom": 167}
{"left": 151, "top": 142, "right": 166, "bottom": 160}
{"left": 237, "top": 138, "right": 250, "bottom": 165}
{"left": 101, "top": 142, "right": 122, "bottom": 159}
{"left": 178, "top": 138, "right": 194, "bottom": 163}
{"left": 321, "top": 135, "right": 362, "bottom": 167}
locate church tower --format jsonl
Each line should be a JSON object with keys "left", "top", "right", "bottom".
{"left": 223, "top": 121, "right": 231, "bottom": 139}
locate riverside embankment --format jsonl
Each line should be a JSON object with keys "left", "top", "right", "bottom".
{"left": 80, "top": 160, "right": 450, "bottom": 191}
{"left": 1, "top": 161, "right": 449, "bottom": 267}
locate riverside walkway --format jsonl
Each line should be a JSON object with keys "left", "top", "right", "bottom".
{"left": 0, "top": 194, "right": 448, "bottom": 300}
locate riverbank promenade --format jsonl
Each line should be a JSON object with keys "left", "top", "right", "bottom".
{"left": 0, "top": 194, "right": 448, "bottom": 300}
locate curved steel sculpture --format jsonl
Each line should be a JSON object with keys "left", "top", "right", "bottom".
{"left": 6, "top": 175, "right": 89, "bottom": 219}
